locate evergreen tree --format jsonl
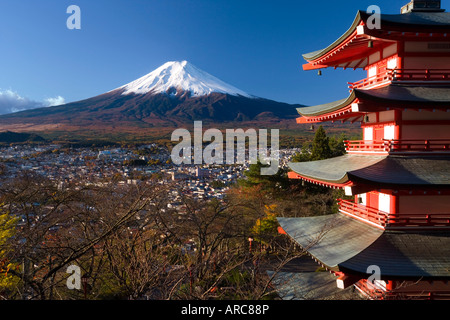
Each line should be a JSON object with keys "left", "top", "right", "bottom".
{"left": 310, "top": 125, "right": 332, "bottom": 160}
{"left": 239, "top": 160, "right": 289, "bottom": 192}
{"left": 329, "top": 133, "right": 347, "bottom": 158}
{"left": 291, "top": 126, "right": 347, "bottom": 163}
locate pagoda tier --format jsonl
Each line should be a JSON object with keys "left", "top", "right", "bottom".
{"left": 279, "top": 0, "right": 450, "bottom": 300}
{"left": 297, "top": 84, "right": 450, "bottom": 124}
{"left": 302, "top": 9, "right": 450, "bottom": 72}
{"left": 288, "top": 154, "right": 450, "bottom": 189}
{"left": 278, "top": 214, "right": 450, "bottom": 299}
{"left": 278, "top": 214, "right": 450, "bottom": 277}
{"left": 288, "top": 154, "right": 450, "bottom": 229}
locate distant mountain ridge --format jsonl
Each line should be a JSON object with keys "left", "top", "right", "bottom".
{"left": 0, "top": 61, "right": 304, "bottom": 132}
{"left": 0, "top": 131, "right": 45, "bottom": 143}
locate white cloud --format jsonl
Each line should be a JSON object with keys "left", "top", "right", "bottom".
{"left": 0, "top": 89, "right": 65, "bottom": 115}
{"left": 44, "top": 96, "right": 65, "bottom": 107}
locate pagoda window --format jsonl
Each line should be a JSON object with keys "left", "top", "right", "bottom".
{"left": 387, "top": 56, "right": 398, "bottom": 70}
{"left": 378, "top": 193, "right": 391, "bottom": 214}
{"left": 362, "top": 123, "right": 397, "bottom": 141}
{"left": 364, "top": 127, "right": 373, "bottom": 141}
{"left": 384, "top": 125, "right": 395, "bottom": 140}
{"left": 368, "top": 65, "right": 377, "bottom": 78}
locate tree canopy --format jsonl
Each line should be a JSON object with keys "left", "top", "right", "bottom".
{"left": 291, "top": 126, "right": 347, "bottom": 162}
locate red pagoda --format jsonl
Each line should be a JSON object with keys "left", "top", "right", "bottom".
{"left": 278, "top": 0, "right": 450, "bottom": 299}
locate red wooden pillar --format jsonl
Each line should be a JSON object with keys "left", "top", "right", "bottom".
{"left": 397, "top": 41, "right": 405, "bottom": 70}
{"left": 394, "top": 110, "right": 402, "bottom": 140}
{"left": 386, "top": 280, "right": 394, "bottom": 292}
{"left": 389, "top": 194, "right": 397, "bottom": 225}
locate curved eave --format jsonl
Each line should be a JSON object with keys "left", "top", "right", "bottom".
{"left": 296, "top": 85, "right": 450, "bottom": 123}
{"left": 277, "top": 214, "right": 384, "bottom": 271}
{"left": 302, "top": 11, "right": 383, "bottom": 71}
{"left": 296, "top": 93, "right": 361, "bottom": 124}
{"left": 287, "top": 171, "right": 354, "bottom": 189}
{"left": 359, "top": 11, "right": 450, "bottom": 31}
{"left": 348, "top": 155, "right": 450, "bottom": 187}
{"left": 302, "top": 11, "right": 363, "bottom": 63}
{"left": 340, "top": 229, "right": 450, "bottom": 279}
{"left": 279, "top": 214, "right": 450, "bottom": 278}
{"left": 289, "top": 154, "right": 450, "bottom": 189}
{"left": 355, "top": 84, "right": 450, "bottom": 107}
{"left": 302, "top": 11, "right": 450, "bottom": 70}
{"left": 288, "top": 154, "right": 387, "bottom": 186}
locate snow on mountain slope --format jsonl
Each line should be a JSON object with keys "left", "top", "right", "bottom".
{"left": 118, "top": 60, "right": 253, "bottom": 98}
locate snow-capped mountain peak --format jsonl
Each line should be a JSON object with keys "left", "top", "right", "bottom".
{"left": 118, "top": 60, "right": 252, "bottom": 98}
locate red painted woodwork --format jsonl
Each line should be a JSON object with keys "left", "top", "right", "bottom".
{"left": 339, "top": 199, "right": 388, "bottom": 228}
{"left": 294, "top": 3, "right": 450, "bottom": 300}
{"left": 344, "top": 139, "right": 450, "bottom": 153}
{"left": 339, "top": 199, "right": 450, "bottom": 229}
{"left": 348, "top": 71, "right": 392, "bottom": 90}
{"left": 347, "top": 68, "right": 450, "bottom": 91}
{"left": 287, "top": 171, "right": 353, "bottom": 189}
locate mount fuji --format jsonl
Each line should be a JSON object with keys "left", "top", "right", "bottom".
{"left": 0, "top": 61, "right": 303, "bottom": 134}
{"left": 118, "top": 60, "right": 252, "bottom": 98}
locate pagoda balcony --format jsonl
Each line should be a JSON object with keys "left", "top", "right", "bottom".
{"left": 344, "top": 140, "right": 388, "bottom": 153}
{"left": 348, "top": 71, "right": 393, "bottom": 90}
{"left": 344, "top": 139, "right": 450, "bottom": 154}
{"left": 348, "top": 69, "right": 450, "bottom": 90}
{"left": 338, "top": 199, "right": 450, "bottom": 229}
{"left": 338, "top": 199, "right": 389, "bottom": 228}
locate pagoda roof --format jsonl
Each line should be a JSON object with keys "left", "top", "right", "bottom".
{"left": 288, "top": 154, "right": 386, "bottom": 185}
{"left": 302, "top": 10, "right": 450, "bottom": 70}
{"left": 278, "top": 213, "right": 450, "bottom": 278}
{"left": 296, "top": 97, "right": 353, "bottom": 119}
{"left": 267, "top": 271, "right": 354, "bottom": 300}
{"left": 288, "top": 154, "right": 450, "bottom": 188}
{"left": 377, "top": 11, "right": 450, "bottom": 29}
{"left": 296, "top": 84, "right": 450, "bottom": 122}
{"left": 347, "top": 155, "right": 450, "bottom": 187}
{"left": 355, "top": 84, "right": 450, "bottom": 105}
{"left": 341, "top": 229, "right": 450, "bottom": 278}
{"left": 278, "top": 214, "right": 383, "bottom": 270}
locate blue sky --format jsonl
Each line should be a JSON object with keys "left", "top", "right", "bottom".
{"left": 0, "top": 0, "right": 444, "bottom": 114}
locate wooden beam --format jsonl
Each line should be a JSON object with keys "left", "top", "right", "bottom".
{"left": 353, "top": 58, "right": 367, "bottom": 70}
{"left": 302, "top": 63, "right": 328, "bottom": 71}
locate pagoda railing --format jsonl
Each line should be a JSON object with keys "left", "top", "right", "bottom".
{"left": 348, "top": 71, "right": 393, "bottom": 90}
{"left": 345, "top": 139, "right": 450, "bottom": 153}
{"left": 344, "top": 140, "right": 388, "bottom": 152}
{"left": 385, "top": 139, "right": 450, "bottom": 152}
{"left": 355, "top": 279, "right": 450, "bottom": 300}
{"left": 388, "top": 214, "right": 450, "bottom": 227}
{"left": 338, "top": 199, "right": 450, "bottom": 229}
{"left": 391, "top": 69, "right": 450, "bottom": 82}
{"left": 338, "top": 199, "right": 389, "bottom": 227}
{"left": 348, "top": 69, "right": 450, "bottom": 90}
